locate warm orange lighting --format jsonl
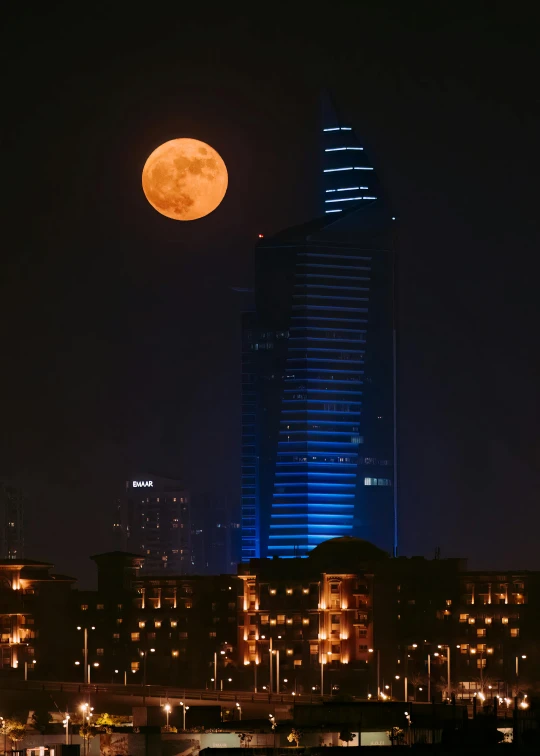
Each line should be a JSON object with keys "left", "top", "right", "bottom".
{"left": 142, "top": 138, "right": 228, "bottom": 221}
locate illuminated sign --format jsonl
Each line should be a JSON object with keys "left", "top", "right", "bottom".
{"left": 133, "top": 480, "right": 153, "bottom": 488}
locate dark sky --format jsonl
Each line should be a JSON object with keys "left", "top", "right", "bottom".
{"left": 2, "top": 4, "right": 539, "bottom": 586}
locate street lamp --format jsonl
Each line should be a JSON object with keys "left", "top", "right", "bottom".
{"left": 140, "top": 648, "right": 156, "bottom": 703}
{"left": 368, "top": 648, "right": 381, "bottom": 697}
{"left": 24, "top": 659, "right": 37, "bottom": 681}
{"left": 76, "top": 626, "right": 95, "bottom": 685}
{"left": 63, "top": 714, "right": 70, "bottom": 746}
{"left": 438, "top": 645, "right": 452, "bottom": 700}
{"left": 164, "top": 703, "right": 171, "bottom": 730}
{"left": 236, "top": 702, "right": 242, "bottom": 720}
{"left": 180, "top": 702, "right": 189, "bottom": 730}
{"left": 516, "top": 654, "right": 526, "bottom": 679}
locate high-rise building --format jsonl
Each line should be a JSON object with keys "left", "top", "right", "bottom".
{"left": 241, "top": 105, "right": 396, "bottom": 560}
{"left": 0, "top": 482, "right": 25, "bottom": 560}
{"left": 190, "top": 493, "right": 241, "bottom": 575}
{"left": 114, "top": 475, "right": 192, "bottom": 574}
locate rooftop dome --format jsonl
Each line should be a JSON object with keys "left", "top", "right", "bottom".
{"left": 308, "top": 537, "right": 389, "bottom": 570}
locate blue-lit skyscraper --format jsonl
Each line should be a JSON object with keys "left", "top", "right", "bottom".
{"left": 240, "top": 105, "right": 396, "bottom": 561}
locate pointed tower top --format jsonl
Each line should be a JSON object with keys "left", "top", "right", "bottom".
{"left": 320, "top": 93, "right": 381, "bottom": 216}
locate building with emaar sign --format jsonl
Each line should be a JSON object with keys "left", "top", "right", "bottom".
{"left": 240, "top": 99, "right": 397, "bottom": 560}
{"left": 113, "top": 475, "right": 192, "bottom": 573}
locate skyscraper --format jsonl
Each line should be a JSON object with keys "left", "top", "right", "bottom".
{"left": 0, "top": 482, "right": 25, "bottom": 560}
{"left": 114, "top": 475, "right": 192, "bottom": 573}
{"left": 241, "top": 105, "right": 396, "bottom": 560}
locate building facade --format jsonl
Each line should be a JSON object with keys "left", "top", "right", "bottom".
{"left": 0, "top": 482, "right": 25, "bottom": 560}
{"left": 114, "top": 476, "right": 192, "bottom": 574}
{"left": 241, "top": 109, "right": 396, "bottom": 561}
{"left": 0, "top": 558, "right": 74, "bottom": 675}
{"left": 70, "top": 552, "right": 241, "bottom": 688}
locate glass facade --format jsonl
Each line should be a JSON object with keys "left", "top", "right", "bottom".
{"left": 241, "top": 111, "right": 396, "bottom": 561}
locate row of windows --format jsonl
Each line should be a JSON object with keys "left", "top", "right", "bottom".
{"left": 364, "top": 477, "right": 392, "bottom": 486}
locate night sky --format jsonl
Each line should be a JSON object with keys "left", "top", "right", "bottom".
{"left": 2, "top": 4, "right": 539, "bottom": 586}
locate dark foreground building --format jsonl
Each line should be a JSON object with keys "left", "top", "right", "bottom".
{"left": 241, "top": 106, "right": 396, "bottom": 561}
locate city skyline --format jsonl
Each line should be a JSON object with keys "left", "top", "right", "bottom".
{"left": 1, "top": 6, "right": 539, "bottom": 585}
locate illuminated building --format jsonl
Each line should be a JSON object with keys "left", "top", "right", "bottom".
{"left": 241, "top": 126, "right": 396, "bottom": 558}
{"left": 0, "top": 558, "right": 74, "bottom": 673}
{"left": 74, "top": 551, "right": 241, "bottom": 687}
{"left": 115, "top": 476, "right": 192, "bottom": 574}
{"left": 0, "top": 482, "right": 25, "bottom": 560}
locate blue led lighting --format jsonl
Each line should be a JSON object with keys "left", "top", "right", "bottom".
{"left": 323, "top": 127, "right": 340, "bottom": 132}
{"left": 340, "top": 127, "right": 352, "bottom": 130}
{"left": 290, "top": 326, "right": 366, "bottom": 333}
{"left": 270, "top": 524, "right": 353, "bottom": 530}
{"left": 325, "top": 197, "right": 373, "bottom": 204}
{"left": 326, "top": 187, "right": 368, "bottom": 193}
{"left": 324, "top": 167, "right": 354, "bottom": 173}
{"left": 292, "top": 305, "right": 367, "bottom": 313}
{"left": 353, "top": 167, "right": 374, "bottom": 171}
{"left": 325, "top": 210, "right": 342, "bottom": 214}
{"left": 273, "top": 492, "right": 354, "bottom": 498}
{"left": 325, "top": 147, "right": 363, "bottom": 152}
{"left": 272, "top": 503, "right": 354, "bottom": 508}
{"left": 268, "top": 533, "right": 351, "bottom": 539}
{"left": 271, "top": 513, "right": 354, "bottom": 518}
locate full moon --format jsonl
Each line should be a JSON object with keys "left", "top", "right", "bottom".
{"left": 142, "top": 138, "right": 228, "bottom": 221}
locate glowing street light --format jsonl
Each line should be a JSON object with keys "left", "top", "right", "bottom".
{"left": 179, "top": 702, "right": 189, "bottom": 730}
{"left": 164, "top": 703, "right": 171, "bottom": 730}
{"left": 236, "top": 702, "right": 242, "bottom": 720}
{"left": 76, "top": 626, "right": 95, "bottom": 684}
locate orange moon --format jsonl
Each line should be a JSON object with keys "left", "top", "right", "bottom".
{"left": 142, "top": 138, "right": 228, "bottom": 221}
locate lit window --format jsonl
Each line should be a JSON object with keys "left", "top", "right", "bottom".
{"left": 117, "top": 604, "right": 123, "bottom": 611}
{"left": 286, "top": 588, "right": 293, "bottom": 595}
{"left": 131, "top": 661, "right": 140, "bottom": 671}
{"left": 277, "top": 614, "right": 286, "bottom": 624}
{"left": 80, "top": 604, "right": 88, "bottom": 611}
{"left": 468, "top": 618, "right": 475, "bottom": 624}
{"left": 510, "top": 628, "right": 519, "bottom": 637}
{"left": 154, "top": 621, "right": 161, "bottom": 628}
{"left": 97, "top": 648, "right": 104, "bottom": 656}
{"left": 97, "top": 604, "right": 104, "bottom": 610}
{"left": 502, "top": 617, "right": 509, "bottom": 624}
{"left": 185, "top": 602, "right": 192, "bottom": 609}
{"left": 446, "top": 600, "right": 452, "bottom": 606}
{"left": 170, "top": 621, "right": 177, "bottom": 628}
{"left": 139, "top": 621, "right": 145, "bottom": 629}
{"left": 286, "top": 649, "right": 293, "bottom": 656}
{"left": 113, "top": 633, "right": 120, "bottom": 640}
{"left": 459, "top": 614, "right": 468, "bottom": 623}
{"left": 477, "top": 658, "right": 486, "bottom": 668}
{"left": 485, "top": 617, "right": 492, "bottom": 624}
{"left": 131, "top": 632, "right": 140, "bottom": 641}
{"left": 477, "top": 629, "right": 486, "bottom": 637}
{"left": 269, "top": 588, "right": 277, "bottom": 595}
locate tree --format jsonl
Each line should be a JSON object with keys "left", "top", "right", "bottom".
{"left": 4, "top": 720, "right": 26, "bottom": 749}
{"left": 31, "top": 710, "right": 51, "bottom": 734}
{"left": 409, "top": 673, "right": 427, "bottom": 701}
{"left": 338, "top": 729, "right": 356, "bottom": 747}
{"left": 95, "top": 713, "right": 126, "bottom": 728}
{"left": 287, "top": 728, "right": 303, "bottom": 747}
{"left": 79, "top": 724, "right": 99, "bottom": 742}
{"left": 239, "top": 733, "right": 253, "bottom": 748}
{"left": 387, "top": 727, "right": 405, "bottom": 746}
